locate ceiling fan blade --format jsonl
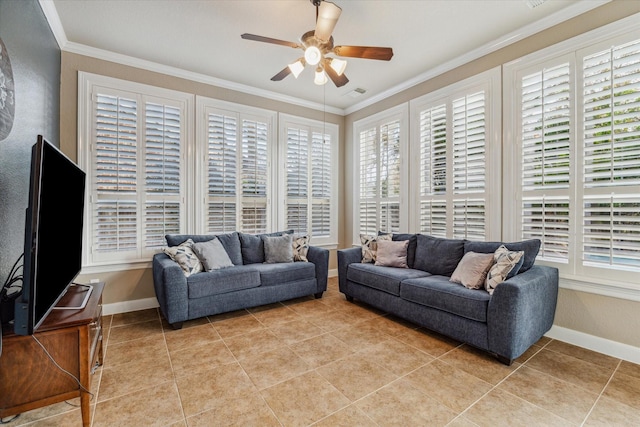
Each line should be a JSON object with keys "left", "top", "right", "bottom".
{"left": 271, "top": 66, "right": 292, "bottom": 81}
{"left": 241, "top": 33, "right": 301, "bottom": 49}
{"left": 334, "top": 45, "right": 394, "bottom": 61}
{"left": 324, "top": 62, "right": 349, "bottom": 88}
{"left": 314, "top": 1, "right": 341, "bottom": 42}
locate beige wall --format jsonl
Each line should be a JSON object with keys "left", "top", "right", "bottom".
{"left": 343, "top": 1, "right": 640, "bottom": 349}
{"left": 62, "top": 1, "right": 640, "bottom": 349}
{"left": 60, "top": 53, "right": 345, "bottom": 305}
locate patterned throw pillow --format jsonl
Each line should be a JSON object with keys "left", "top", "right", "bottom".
{"left": 360, "top": 232, "right": 392, "bottom": 263}
{"left": 163, "top": 239, "right": 203, "bottom": 277}
{"left": 485, "top": 245, "right": 524, "bottom": 295}
{"left": 293, "top": 235, "right": 310, "bottom": 262}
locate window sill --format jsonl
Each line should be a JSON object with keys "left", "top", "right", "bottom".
{"left": 560, "top": 276, "right": 640, "bottom": 302}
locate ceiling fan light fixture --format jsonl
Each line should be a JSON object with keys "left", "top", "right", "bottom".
{"left": 329, "top": 58, "right": 347, "bottom": 76}
{"left": 315, "top": 1, "right": 342, "bottom": 42}
{"left": 304, "top": 46, "right": 322, "bottom": 66}
{"left": 314, "top": 67, "right": 328, "bottom": 85}
{"left": 288, "top": 59, "right": 305, "bottom": 78}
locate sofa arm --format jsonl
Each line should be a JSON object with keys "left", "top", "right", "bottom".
{"left": 307, "top": 246, "right": 329, "bottom": 294}
{"left": 152, "top": 253, "right": 189, "bottom": 325}
{"left": 337, "top": 247, "right": 362, "bottom": 295}
{"left": 487, "top": 265, "right": 559, "bottom": 361}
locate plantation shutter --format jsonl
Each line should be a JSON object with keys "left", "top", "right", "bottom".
{"left": 359, "top": 127, "right": 378, "bottom": 236}
{"left": 93, "top": 93, "right": 138, "bottom": 254}
{"left": 206, "top": 113, "right": 238, "bottom": 233}
{"left": 520, "top": 63, "right": 572, "bottom": 261}
{"left": 311, "top": 131, "right": 331, "bottom": 238}
{"left": 241, "top": 119, "right": 269, "bottom": 234}
{"left": 144, "top": 102, "right": 182, "bottom": 248}
{"left": 379, "top": 121, "right": 401, "bottom": 233}
{"left": 582, "top": 39, "right": 640, "bottom": 268}
{"left": 286, "top": 127, "right": 309, "bottom": 234}
{"left": 452, "top": 92, "right": 486, "bottom": 240}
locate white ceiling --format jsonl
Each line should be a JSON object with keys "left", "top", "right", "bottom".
{"left": 48, "top": 0, "right": 607, "bottom": 113}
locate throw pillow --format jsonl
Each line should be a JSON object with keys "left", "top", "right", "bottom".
{"left": 263, "top": 234, "right": 294, "bottom": 263}
{"left": 413, "top": 234, "right": 465, "bottom": 276}
{"left": 292, "top": 235, "right": 310, "bottom": 262}
{"left": 485, "top": 245, "right": 525, "bottom": 295}
{"left": 375, "top": 240, "right": 409, "bottom": 268}
{"left": 192, "top": 237, "right": 234, "bottom": 271}
{"left": 162, "top": 239, "right": 203, "bottom": 277}
{"left": 463, "top": 239, "right": 540, "bottom": 275}
{"left": 360, "top": 232, "right": 392, "bottom": 263}
{"left": 165, "top": 232, "right": 242, "bottom": 266}
{"left": 450, "top": 251, "right": 495, "bottom": 290}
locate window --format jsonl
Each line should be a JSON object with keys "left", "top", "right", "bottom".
{"left": 410, "top": 68, "right": 501, "bottom": 241}
{"left": 197, "top": 98, "right": 276, "bottom": 235}
{"left": 79, "top": 73, "right": 193, "bottom": 267}
{"left": 504, "top": 26, "right": 640, "bottom": 288}
{"left": 353, "top": 104, "right": 408, "bottom": 242}
{"left": 279, "top": 115, "right": 338, "bottom": 246}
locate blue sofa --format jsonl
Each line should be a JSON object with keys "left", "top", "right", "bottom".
{"left": 338, "top": 234, "right": 558, "bottom": 365}
{"left": 153, "top": 231, "right": 329, "bottom": 329}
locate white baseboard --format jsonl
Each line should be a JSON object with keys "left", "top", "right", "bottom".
{"left": 329, "top": 269, "right": 338, "bottom": 278}
{"left": 103, "top": 297, "right": 159, "bottom": 316}
{"left": 545, "top": 325, "right": 640, "bottom": 365}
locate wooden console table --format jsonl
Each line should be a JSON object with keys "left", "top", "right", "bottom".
{"left": 0, "top": 282, "right": 104, "bottom": 427}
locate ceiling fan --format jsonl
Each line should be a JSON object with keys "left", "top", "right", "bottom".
{"left": 241, "top": 0, "right": 393, "bottom": 88}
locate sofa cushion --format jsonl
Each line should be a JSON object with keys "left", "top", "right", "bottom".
{"left": 263, "top": 234, "right": 294, "bottom": 263}
{"left": 449, "top": 251, "right": 495, "bottom": 290}
{"left": 348, "top": 263, "right": 432, "bottom": 296}
{"left": 463, "top": 239, "right": 539, "bottom": 274}
{"left": 360, "top": 232, "right": 392, "bottom": 263}
{"left": 166, "top": 232, "right": 243, "bottom": 266}
{"left": 375, "top": 240, "right": 409, "bottom": 268}
{"left": 401, "top": 276, "right": 491, "bottom": 323}
{"left": 413, "top": 234, "right": 465, "bottom": 276}
{"left": 163, "top": 239, "right": 203, "bottom": 277}
{"left": 239, "top": 230, "right": 294, "bottom": 264}
{"left": 192, "top": 237, "right": 234, "bottom": 271}
{"left": 389, "top": 233, "right": 418, "bottom": 269}
{"left": 246, "top": 262, "right": 316, "bottom": 286}
{"left": 187, "top": 266, "right": 260, "bottom": 298}
{"left": 485, "top": 246, "right": 525, "bottom": 295}
{"left": 293, "top": 235, "right": 310, "bottom": 262}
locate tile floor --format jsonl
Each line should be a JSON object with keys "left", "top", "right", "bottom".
{"left": 4, "top": 277, "right": 640, "bottom": 426}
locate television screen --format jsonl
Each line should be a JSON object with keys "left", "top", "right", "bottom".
{"left": 14, "top": 136, "right": 86, "bottom": 335}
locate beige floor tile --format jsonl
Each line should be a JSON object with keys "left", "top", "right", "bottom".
{"left": 330, "top": 323, "right": 392, "bottom": 350}
{"left": 211, "top": 312, "right": 265, "bottom": 339}
{"left": 97, "top": 351, "right": 173, "bottom": 402}
{"left": 161, "top": 316, "right": 210, "bottom": 331}
{"left": 27, "top": 409, "right": 84, "bottom": 427}
{"left": 207, "top": 308, "right": 251, "bottom": 323}
{"left": 583, "top": 396, "right": 640, "bottom": 426}
{"left": 313, "top": 405, "right": 376, "bottom": 427}
{"left": 0, "top": 401, "right": 79, "bottom": 426}
{"left": 362, "top": 314, "right": 419, "bottom": 337}
{"left": 463, "top": 388, "right": 572, "bottom": 427}
{"left": 446, "top": 416, "right": 481, "bottom": 427}
{"left": 333, "top": 301, "right": 386, "bottom": 321}
{"left": 92, "top": 381, "right": 183, "bottom": 426}
{"left": 110, "top": 308, "right": 160, "bottom": 327}
{"left": 394, "top": 327, "right": 460, "bottom": 357}
{"left": 315, "top": 354, "right": 398, "bottom": 401}
{"left": 102, "top": 333, "right": 166, "bottom": 368}
{"left": 169, "top": 340, "right": 236, "bottom": 378}
{"left": 289, "top": 333, "right": 355, "bottom": 368}
{"left": 356, "top": 379, "right": 457, "bottom": 426}
{"left": 261, "top": 371, "right": 350, "bottom": 427}
{"left": 354, "top": 337, "right": 433, "bottom": 376}
{"left": 164, "top": 323, "right": 221, "bottom": 353}
{"left": 269, "top": 318, "right": 325, "bottom": 344}
{"left": 545, "top": 340, "right": 620, "bottom": 370}
{"left": 185, "top": 391, "right": 280, "bottom": 427}
{"left": 439, "top": 344, "right": 519, "bottom": 385}
{"left": 405, "top": 359, "right": 492, "bottom": 413}
{"left": 249, "top": 303, "right": 304, "bottom": 327}
{"left": 223, "top": 328, "right": 285, "bottom": 360}
{"left": 286, "top": 298, "right": 335, "bottom": 317}
{"left": 107, "top": 319, "right": 164, "bottom": 344}
{"left": 239, "top": 346, "right": 311, "bottom": 390}
{"left": 526, "top": 349, "right": 614, "bottom": 393}
{"left": 602, "top": 370, "right": 640, "bottom": 410}
{"left": 617, "top": 360, "right": 640, "bottom": 380}
{"left": 515, "top": 343, "right": 543, "bottom": 364}
{"left": 306, "top": 309, "right": 361, "bottom": 332}
{"left": 175, "top": 362, "right": 257, "bottom": 417}
{"left": 499, "top": 365, "right": 599, "bottom": 424}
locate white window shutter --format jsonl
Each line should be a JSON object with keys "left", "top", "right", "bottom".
{"left": 241, "top": 119, "right": 268, "bottom": 233}
{"left": 311, "top": 131, "right": 331, "bottom": 237}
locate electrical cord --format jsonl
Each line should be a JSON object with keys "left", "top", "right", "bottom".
{"left": 0, "top": 253, "right": 25, "bottom": 359}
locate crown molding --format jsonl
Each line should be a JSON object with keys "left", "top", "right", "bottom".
{"left": 343, "top": 0, "right": 610, "bottom": 115}
{"left": 39, "top": 0, "right": 68, "bottom": 48}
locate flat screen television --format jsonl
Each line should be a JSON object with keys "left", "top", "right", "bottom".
{"left": 13, "top": 136, "right": 87, "bottom": 335}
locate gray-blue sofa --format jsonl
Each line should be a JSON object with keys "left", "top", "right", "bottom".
{"left": 338, "top": 233, "right": 558, "bottom": 365}
{"left": 153, "top": 231, "right": 329, "bottom": 329}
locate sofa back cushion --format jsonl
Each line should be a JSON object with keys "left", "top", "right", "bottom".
{"left": 413, "top": 234, "right": 465, "bottom": 276}
{"left": 463, "top": 239, "right": 540, "bottom": 274}
{"left": 388, "top": 233, "right": 418, "bottom": 269}
{"left": 165, "top": 232, "right": 243, "bottom": 266}
{"left": 239, "top": 230, "right": 294, "bottom": 264}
